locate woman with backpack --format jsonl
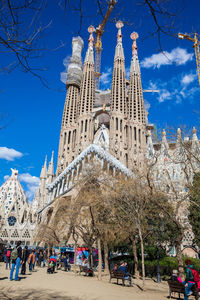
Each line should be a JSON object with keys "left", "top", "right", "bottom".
{"left": 183, "top": 259, "right": 200, "bottom": 300}
{"left": 9, "top": 241, "right": 22, "bottom": 281}
{"left": 6, "top": 245, "right": 12, "bottom": 269}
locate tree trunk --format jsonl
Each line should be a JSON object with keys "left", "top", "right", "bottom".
{"left": 138, "top": 227, "right": 146, "bottom": 290}
{"left": 88, "top": 246, "right": 93, "bottom": 268}
{"left": 74, "top": 243, "right": 77, "bottom": 274}
{"left": 176, "top": 241, "right": 184, "bottom": 280}
{"left": 103, "top": 240, "right": 109, "bottom": 274}
{"left": 132, "top": 238, "right": 139, "bottom": 279}
{"left": 97, "top": 237, "right": 102, "bottom": 280}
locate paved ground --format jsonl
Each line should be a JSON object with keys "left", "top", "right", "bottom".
{"left": 0, "top": 262, "right": 171, "bottom": 300}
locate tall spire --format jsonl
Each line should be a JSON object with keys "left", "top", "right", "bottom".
{"left": 109, "top": 21, "right": 127, "bottom": 166}
{"left": 128, "top": 32, "right": 145, "bottom": 123}
{"left": 78, "top": 25, "right": 95, "bottom": 116}
{"left": 161, "top": 129, "right": 169, "bottom": 155}
{"left": 126, "top": 32, "right": 146, "bottom": 170}
{"left": 56, "top": 36, "right": 84, "bottom": 175}
{"left": 191, "top": 127, "right": 199, "bottom": 151}
{"left": 40, "top": 156, "right": 47, "bottom": 179}
{"left": 47, "top": 151, "right": 54, "bottom": 184}
{"left": 110, "top": 21, "right": 126, "bottom": 114}
{"left": 77, "top": 26, "right": 95, "bottom": 152}
{"left": 85, "top": 25, "right": 95, "bottom": 64}
{"left": 114, "top": 21, "right": 124, "bottom": 60}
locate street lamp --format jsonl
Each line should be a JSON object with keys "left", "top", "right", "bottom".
{"left": 156, "top": 236, "right": 161, "bottom": 283}
{"left": 148, "top": 219, "right": 164, "bottom": 283}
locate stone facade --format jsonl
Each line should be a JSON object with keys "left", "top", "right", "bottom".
{"left": 0, "top": 169, "right": 35, "bottom": 245}
{"left": 33, "top": 22, "right": 200, "bottom": 250}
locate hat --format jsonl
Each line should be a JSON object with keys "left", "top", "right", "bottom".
{"left": 172, "top": 269, "right": 178, "bottom": 275}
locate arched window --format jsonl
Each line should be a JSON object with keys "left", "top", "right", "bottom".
{"left": 85, "top": 119, "right": 88, "bottom": 132}
{"left": 134, "top": 127, "right": 137, "bottom": 141}
{"left": 116, "top": 118, "right": 118, "bottom": 130}
{"left": 68, "top": 131, "right": 71, "bottom": 144}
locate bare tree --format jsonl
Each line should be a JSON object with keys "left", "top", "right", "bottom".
{"left": 0, "top": 0, "right": 53, "bottom": 86}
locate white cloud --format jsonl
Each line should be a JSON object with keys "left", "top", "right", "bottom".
{"left": 4, "top": 175, "right": 9, "bottom": 181}
{"left": 181, "top": 73, "right": 196, "bottom": 85}
{"left": 158, "top": 90, "right": 172, "bottom": 103}
{"left": 0, "top": 147, "right": 23, "bottom": 161}
{"left": 60, "top": 55, "right": 71, "bottom": 84}
{"left": 147, "top": 70, "right": 199, "bottom": 104}
{"left": 18, "top": 173, "right": 40, "bottom": 185}
{"left": 100, "top": 67, "right": 112, "bottom": 87}
{"left": 141, "top": 48, "right": 193, "bottom": 69}
{"left": 26, "top": 184, "right": 39, "bottom": 200}
{"left": 144, "top": 99, "right": 151, "bottom": 111}
{"left": 19, "top": 173, "right": 40, "bottom": 201}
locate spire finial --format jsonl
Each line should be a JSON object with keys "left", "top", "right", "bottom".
{"left": 51, "top": 151, "right": 54, "bottom": 161}
{"left": 162, "top": 129, "right": 166, "bottom": 137}
{"left": 192, "top": 126, "right": 198, "bottom": 141}
{"left": 116, "top": 21, "right": 124, "bottom": 43}
{"left": 130, "top": 32, "right": 139, "bottom": 56}
{"left": 88, "top": 25, "right": 95, "bottom": 47}
{"left": 192, "top": 126, "right": 196, "bottom": 135}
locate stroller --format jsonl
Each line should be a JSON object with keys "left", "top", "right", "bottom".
{"left": 47, "top": 257, "right": 56, "bottom": 274}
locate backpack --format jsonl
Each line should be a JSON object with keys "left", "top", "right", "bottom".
{"left": 6, "top": 250, "right": 11, "bottom": 257}
{"left": 189, "top": 268, "right": 200, "bottom": 284}
{"left": 10, "top": 247, "right": 18, "bottom": 260}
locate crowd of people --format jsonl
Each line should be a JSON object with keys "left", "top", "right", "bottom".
{"left": 4, "top": 241, "right": 72, "bottom": 281}
{"left": 3, "top": 241, "right": 200, "bottom": 299}
{"left": 4, "top": 241, "right": 49, "bottom": 280}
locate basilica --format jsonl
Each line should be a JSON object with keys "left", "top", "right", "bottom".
{"left": 2, "top": 21, "right": 198, "bottom": 251}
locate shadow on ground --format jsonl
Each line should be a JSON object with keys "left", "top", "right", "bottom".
{"left": 1, "top": 288, "right": 81, "bottom": 300}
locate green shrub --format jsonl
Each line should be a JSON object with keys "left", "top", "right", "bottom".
{"left": 141, "top": 256, "right": 200, "bottom": 278}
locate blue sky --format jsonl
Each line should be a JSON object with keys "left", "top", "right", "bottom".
{"left": 0, "top": 0, "right": 200, "bottom": 200}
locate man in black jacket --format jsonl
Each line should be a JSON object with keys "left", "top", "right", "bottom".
{"left": 21, "top": 246, "right": 29, "bottom": 275}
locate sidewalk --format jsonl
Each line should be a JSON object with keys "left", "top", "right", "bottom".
{"left": 0, "top": 263, "right": 169, "bottom": 300}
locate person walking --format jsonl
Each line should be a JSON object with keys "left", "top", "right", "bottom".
{"left": 21, "top": 246, "right": 29, "bottom": 275}
{"left": 183, "top": 259, "right": 199, "bottom": 300}
{"left": 28, "top": 249, "right": 36, "bottom": 272}
{"left": 6, "top": 245, "right": 12, "bottom": 269}
{"left": 10, "top": 241, "right": 22, "bottom": 281}
{"left": 38, "top": 250, "right": 44, "bottom": 267}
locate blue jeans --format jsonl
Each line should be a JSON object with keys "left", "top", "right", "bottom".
{"left": 29, "top": 261, "right": 33, "bottom": 271}
{"left": 183, "top": 281, "right": 194, "bottom": 300}
{"left": 10, "top": 257, "right": 21, "bottom": 280}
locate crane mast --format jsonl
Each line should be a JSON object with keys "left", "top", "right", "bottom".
{"left": 94, "top": 0, "right": 117, "bottom": 90}
{"left": 178, "top": 32, "right": 200, "bottom": 87}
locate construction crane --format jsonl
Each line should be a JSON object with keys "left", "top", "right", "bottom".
{"left": 178, "top": 32, "right": 200, "bottom": 87}
{"left": 143, "top": 89, "right": 160, "bottom": 93}
{"left": 94, "top": 0, "right": 117, "bottom": 90}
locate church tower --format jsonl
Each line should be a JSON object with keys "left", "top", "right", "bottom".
{"left": 127, "top": 32, "right": 146, "bottom": 169}
{"left": 57, "top": 37, "right": 84, "bottom": 175}
{"left": 47, "top": 151, "right": 54, "bottom": 184}
{"left": 77, "top": 26, "right": 95, "bottom": 153}
{"left": 109, "top": 21, "right": 128, "bottom": 166}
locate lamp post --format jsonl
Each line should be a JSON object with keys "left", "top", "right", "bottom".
{"left": 149, "top": 219, "right": 163, "bottom": 283}
{"left": 156, "top": 236, "right": 161, "bottom": 283}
